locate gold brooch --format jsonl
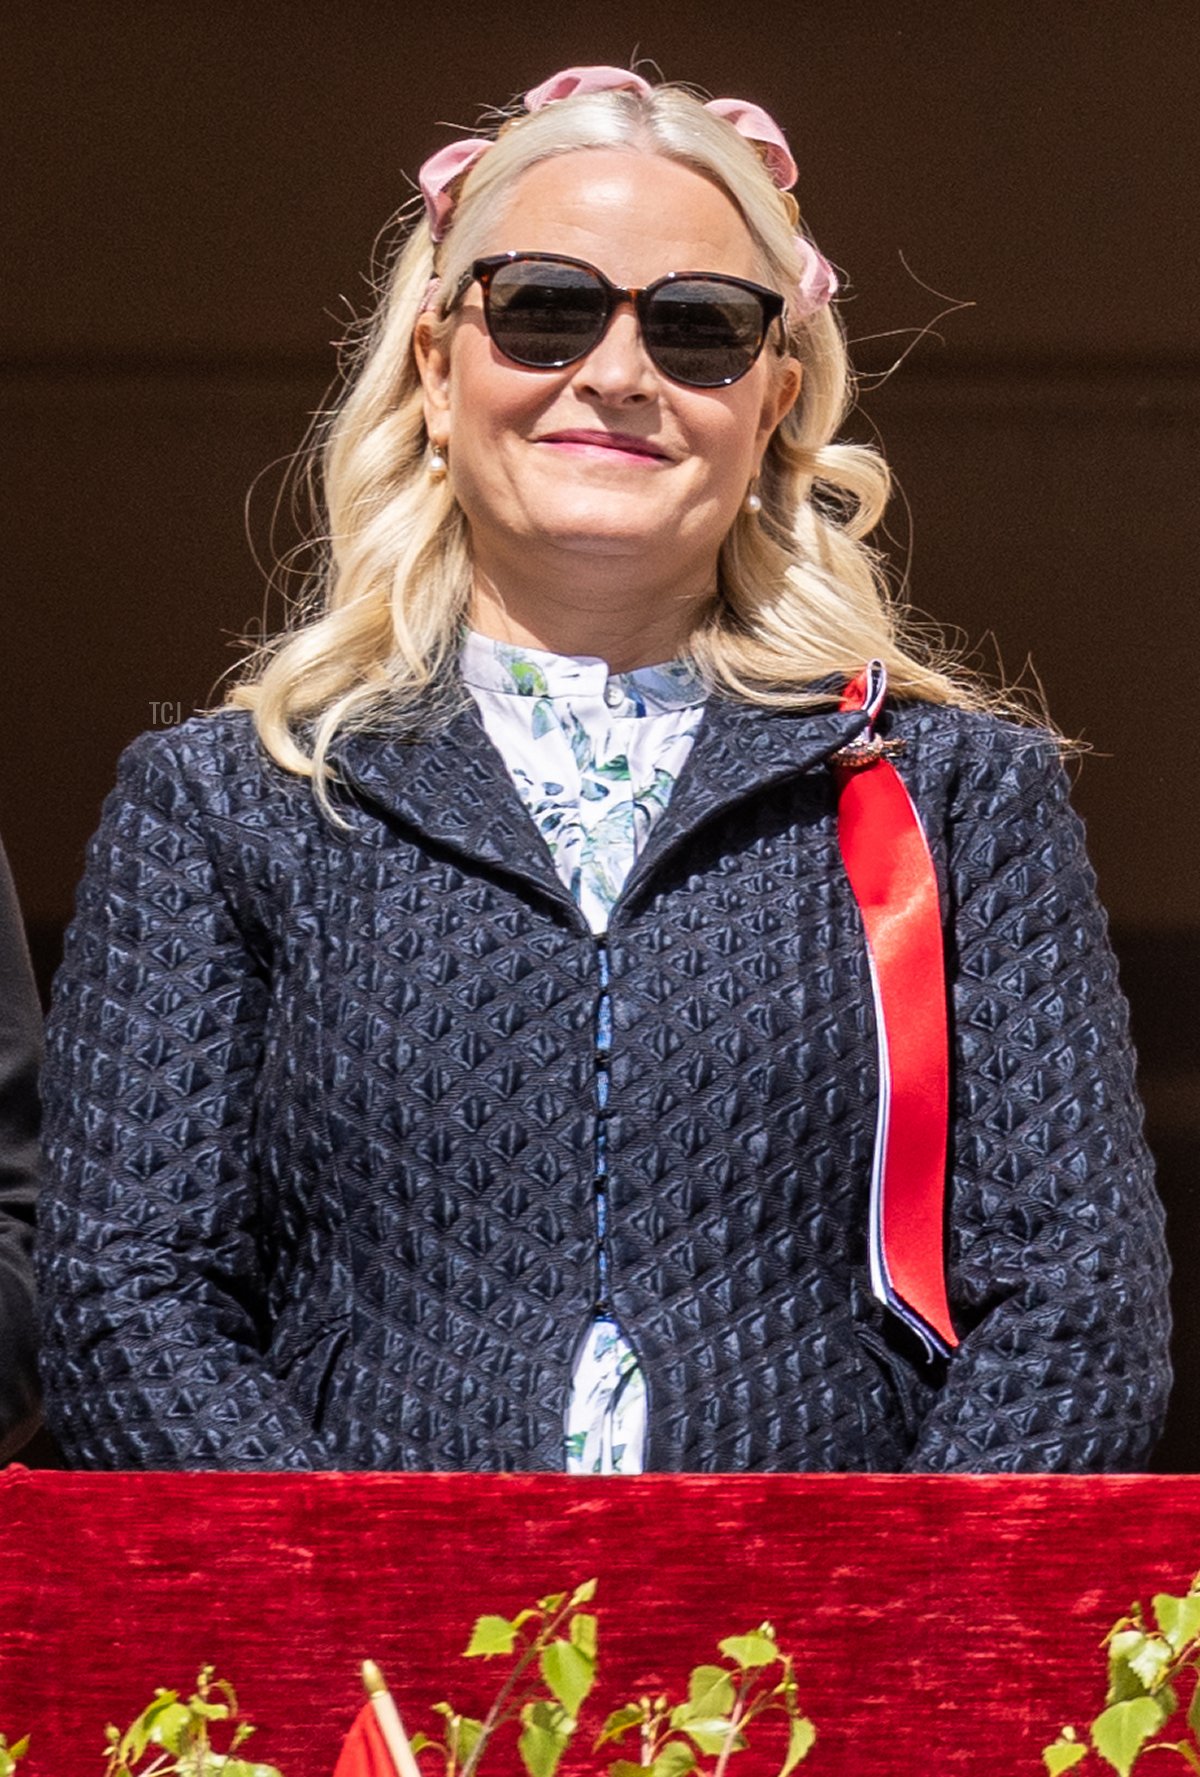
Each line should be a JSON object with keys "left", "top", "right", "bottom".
{"left": 833, "top": 737, "right": 907, "bottom": 770}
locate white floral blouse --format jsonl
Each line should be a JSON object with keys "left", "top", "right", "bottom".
{"left": 460, "top": 632, "right": 708, "bottom": 1472}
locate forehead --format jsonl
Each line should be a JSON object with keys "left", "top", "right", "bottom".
{"left": 481, "top": 148, "right": 765, "bottom": 284}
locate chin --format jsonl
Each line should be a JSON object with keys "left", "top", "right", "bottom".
{"left": 536, "top": 522, "right": 667, "bottom": 557}
{"left": 531, "top": 494, "right": 677, "bottom": 551}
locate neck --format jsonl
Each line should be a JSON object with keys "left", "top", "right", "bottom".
{"left": 467, "top": 551, "right": 713, "bottom": 673}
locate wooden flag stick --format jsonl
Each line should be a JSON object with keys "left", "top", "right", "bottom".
{"left": 362, "top": 1660, "right": 424, "bottom": 1777}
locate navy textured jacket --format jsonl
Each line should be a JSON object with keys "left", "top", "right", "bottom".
{"left": 37, "top": 691, "right": 1171, "bottom": 1471}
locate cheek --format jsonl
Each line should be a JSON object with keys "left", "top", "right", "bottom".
{"left": 447, "top": 334, "right": 546, "bottom": 441}
{"left": 694, "top": 398, "right": 769, "bottom": 490}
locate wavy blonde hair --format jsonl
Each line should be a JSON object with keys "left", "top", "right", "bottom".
{"left": 230, "top": 79, "right": 984, "bottom": 796}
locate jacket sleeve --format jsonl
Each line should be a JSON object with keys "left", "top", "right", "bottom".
{"left": 37, "top": 727, "right": 328, "bottom": 1469}
{"left": 0, "top": 837, "right": 42, "bottom": 1460}
{"left": 908, "top": 721, "right": 1171, "bottom": 1472}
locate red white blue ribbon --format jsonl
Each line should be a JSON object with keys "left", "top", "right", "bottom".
{"left": 836, "top": 663, "right": 958, "bottom": 1357}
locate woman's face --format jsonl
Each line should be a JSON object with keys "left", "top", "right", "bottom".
{"left": 415, "top": 149, "right": 801, "bottom": 616}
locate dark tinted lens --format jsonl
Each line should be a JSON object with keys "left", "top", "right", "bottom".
{"left": 485, "top": 260, "right": 608, "bottom": 366}
{"left": 643, "top": 279, "right": 768, "bottom": 386}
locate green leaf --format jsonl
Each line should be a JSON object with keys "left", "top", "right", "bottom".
{"left": 454, "top": 1716, "right": 485, "bottom": 1765}
{"left": 537, "top": 1592, "right": 568, "bottom": 1614}
{"left": 189, "top": 1698, "right": 232, "bottom": 1722}
{"left": 1109, "top": 1630, "right": 1145, "bottom": 1663}
{"left": 1154, "top": 1593, "right": 1200, "bottom": 1656}
{"left": 1126, "top": 1636, "right": 1172, "bottom": 1692}
{"left": 518, "top": 1701, "right": 574, "bottom": 1777}
{"left": 679, "top": 1719, "right": 742, "bottom": 1756}
{"left": 681, "top": 1665, "right": 735, "bottom": 1722}
{"left": 1189, "top": 1682, "right": 1200, "bottom": 1739}
{"left": 1091, "top": 1697, "right": 1166, "bottom": 1775}
{"left": 466, "top": 1615, "right": 519, "bottom": 1657}
{"left": 1107, "top": 1634, "right": 1153, "bottom": 1705}
{"left": 651, "top": 1741, "right": 696, "bottom": 1777}
{"left": 119, "top": 1688, "right": 181, "bottom": 1764}
{"left": 610, "top": 1764, "right": 652, "bottom": 1777}
{"left": 1042, "top": 1740, "right": 1088, "bottom": 1775}
{"left": 409, "top": 1733, "right": 435, "bottom": 1754}
{"left": 780, "top": 1714, "right": 816, "bottom": 1776}
{"left": 570, "top": 1612, "right": 598, "bottom": 1662}
{"left": 570, "top": 1579, "right": 598, "bottom": 1606}
{"left": 146, "top": 1702, "right": 192, "bottom": 1753}
{"left": 718, "top": 1630, "right": 779, "bottom": 1670}
{"left": 595, "top": 1704, "right": 645, "bottom": 1748}
{"left": 1152, "top": 1683, "right": 1178, "bottom": 1723}
{"left": 541, "top": 1639, "right": 595, "bottom": 1716}
{"left": 120, "top": 1718, "right": 152, "bottom": 1766}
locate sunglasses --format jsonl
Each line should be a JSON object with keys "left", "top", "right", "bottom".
{"left": 450, "top": 252, "right": 786, "bottom": 388}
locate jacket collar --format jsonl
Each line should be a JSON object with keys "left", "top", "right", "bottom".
{"left": 614, "top": 695, "right": 870, "bottom": 915}
{"left": 334, "top": 699, "right": 579, "bottom": 919}
{"left": 333, "top": 692, "right": 871, "bottom": 921}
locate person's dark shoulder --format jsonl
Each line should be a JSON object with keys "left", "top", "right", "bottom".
{"left": 107, "top": 709, "right": 319, "bottom": 838}
{"left": 882, "top": 698, "right": 1068, "bottom": 806}
{"left": 883, "top": 697, "right": 1057, "bottom": 757}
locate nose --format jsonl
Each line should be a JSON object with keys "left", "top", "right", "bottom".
{"left": 570, "top": 302, "right": 658, "bottom": 404}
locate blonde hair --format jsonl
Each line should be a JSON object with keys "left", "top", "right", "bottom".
{"left": 230, "top": 79, "right": 985, "bottom": 799}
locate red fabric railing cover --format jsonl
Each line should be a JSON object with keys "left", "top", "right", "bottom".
{"left": 3, "top": 1469, "right": 1200, "bottom": 1775}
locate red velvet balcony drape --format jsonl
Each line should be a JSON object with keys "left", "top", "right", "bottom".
{"left": 3, "top": 1468, "right": 1200, "bottom": 1775}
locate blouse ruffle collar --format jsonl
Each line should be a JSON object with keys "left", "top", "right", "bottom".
{"left": 460, "top": 631, "right": 707, "bottom": 717}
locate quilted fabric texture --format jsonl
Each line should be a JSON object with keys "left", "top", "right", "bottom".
{"left": 37, "top": 693, "right": 1171, "bottom": 1471}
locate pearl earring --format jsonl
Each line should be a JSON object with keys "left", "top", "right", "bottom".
{"left": 744, "top": 485, "right": 763, "bottom": 515}
{"left": 427, "top": 447, "right": 448, "bottom": 482}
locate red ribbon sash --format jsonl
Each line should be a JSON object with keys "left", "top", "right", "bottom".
{"left": 837, "top": 668, "right": 958, "bottom": 1354}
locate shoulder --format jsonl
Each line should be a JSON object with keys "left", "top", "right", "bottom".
{"left": 883, "top": 700, "right": 1070, "bottom": 812}
{"left": 115, "top": 707, "right": 273, "bottom": 787}
{"left": 873, "top": 702, "right": 1093, "bottom": 908}
{"left": 109, "top": 709, "right": 313, "bottom": 831}
{"left": 885, "top": 699, "right": 1059, "bottom": 763}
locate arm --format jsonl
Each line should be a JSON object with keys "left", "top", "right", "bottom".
{"left": 37, "top": 725, "right": 327, "bottom": 1468}
{"left": 908, "top": 722, "right": 1171, "bottom": 1471}
{"left": 0, "top": 838, "right": 41, "bottom": 1460}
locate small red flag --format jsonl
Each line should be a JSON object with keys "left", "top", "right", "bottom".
{"left": 334, "top": 1701, "right": 398, "bottom": 1777}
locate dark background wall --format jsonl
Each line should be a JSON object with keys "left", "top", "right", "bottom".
{"left": 4, "top": 3, "right": 1197, "bottom": 1461}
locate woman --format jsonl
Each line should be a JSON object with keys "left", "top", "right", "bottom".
{"left": 38, "top": 67, "right": 1170, "bottom": 1472}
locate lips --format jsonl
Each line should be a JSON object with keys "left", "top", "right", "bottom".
{"left": 536, "top": 429, "right": 670, "bottom": 461}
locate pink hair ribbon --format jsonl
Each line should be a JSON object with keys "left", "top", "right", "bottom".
{"left": 703, "top": 96, "right": 838, "bottom": 313}
{"left": 794, "top": 241, "right": 839, "bottom": 316}
{"left": 703, "top": 97, "right": 798, "bottom": 190}
{"left": 417, "top": 65, "right": 839, "bottom": 315}
{"left": 420, "top": 137, "right": 493, "bottom": 242}
{"left": 524, "top": 65, "right": 653, "bottom": 108}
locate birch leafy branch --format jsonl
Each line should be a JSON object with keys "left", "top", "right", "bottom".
{"left": 1044, "top": 1572, "right": 1200, "bottom": 1776}
{"left": 411, "top": 1585, "right": 816, "bottom": 1777}
{"left": 101, "top": 1666, "right": 282, "bottom": 1777}
{"left": 596, "top": 1620, "right": 815, "bottom": 1777}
